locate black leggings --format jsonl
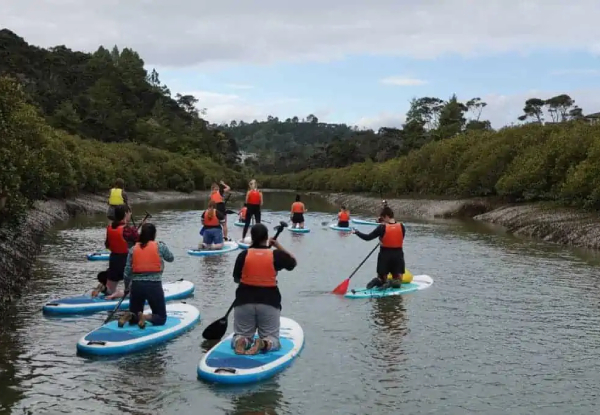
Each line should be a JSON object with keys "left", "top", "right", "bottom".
{"left": 242, "top": 204, "right": 261, "bottom": 238}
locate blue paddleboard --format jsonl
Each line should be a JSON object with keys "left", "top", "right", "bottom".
{"left": 187, "top": 241, "right": 239, "bottom": 256}
{"left": 87, "top": 251, "right": 110, "bottom": 261}
{"left": 197, "top": 317, "right": 304, "bottom": 384}
{"left": 76, "top": 302, "right": 200, "bottom": 356}
{"left": 233, "top": 221, "right": 246, "bottom": 228}
{"left": 344, "top": 275, "right": 433, "bottom": 299}
{"left": 288, "top": 227, "right": 310, "bottom": 233}
{"left": 350, "top": 218, "right": 379, "bottom": 226}
{"left": 43, "top": 280, "right": 195, "bottom": 315}
{"left": 329, "top": 224, "right": 352, "bottom": 232}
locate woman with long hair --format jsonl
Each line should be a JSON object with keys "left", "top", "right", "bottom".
{"left": 241, "top": 179, "right": 263, "bottom": 241}
{"left": 200, "top": 200, "right": 226, "bottom": 250}
{"left": 210, "top": 180, "right": 231, "bottom": 241}
{"left": 118, "top": 223, "right": 174, "bottom": 328}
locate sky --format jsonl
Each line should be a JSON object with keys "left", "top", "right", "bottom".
{"left": 4, "top": 0, "right": 600, "bottom": 130}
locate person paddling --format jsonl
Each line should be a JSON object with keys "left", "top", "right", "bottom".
{"left": 231, "top": 223, "right": 297, "bottom": 355}
{"left": 337, "top": 205, "right": 350, "bottom": 228}
{"left": 239, "top": 204, "right": 248, "bottom": 223}
{"left": 118, "top": 223, "right": 174, "bottom": 329}
{"left": 200, "top": 200, "right": 226, "bottom": 250}
{"left": 210, "top": 181, "right": 231, "bottom": 241}
{"left": 352, "top": 206, "right": 406, "bottom": 289}
{"left": 100, "top": 206, "right": 144, "bottom": 299}
{"left": 241, "top": 179, "right": 263, "bottom": 241}
{"left": 107, "top": 178, "right": 129, "bottom": 222}
{"left": 290, "top": 195, "right": 307, "bottom": 229}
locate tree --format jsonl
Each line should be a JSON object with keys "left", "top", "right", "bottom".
{"left": 436, "top": 94, "right": 467, "bottom": 140}
{"left": 545, "top": 94, "right": 575, "bottom": 122}
{"left": 465, "top": 97, "right": 487, "bottom": 121}
{"left": 518, "top": 98, "right": 545, "bottom": 123}
{"left": 405, "top": 97, "right": 445, "bottom": 130}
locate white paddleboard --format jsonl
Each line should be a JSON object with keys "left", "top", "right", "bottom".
{"left": 344, "top": 275, "right": 434, "bottom": 299}
{"left": 187, "top": 241, "right": 239, "bottom": 256}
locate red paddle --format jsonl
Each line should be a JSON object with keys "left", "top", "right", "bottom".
{"left": 332, "top": 243, "right": 379, "bottom": 295}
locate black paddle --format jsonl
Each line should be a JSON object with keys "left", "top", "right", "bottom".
{"left": 103, "top": 289, "right": 129, "bottom": 324}
{"left": 202, "top": 221, "right": 289, "bottom": 341}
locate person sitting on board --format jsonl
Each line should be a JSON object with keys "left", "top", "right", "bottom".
{"left": 290, "top": 194, "right": 307, "bottom": 229}
{"left": 118, "top": 223, "right": 174, "bottom": 329}
{"left": 337, "top": 205, "right": 350, "bottom": 227}
{"left": 231, "top": 223, "right": 297, "bottom": 355}
{"left": 200, "top": 200, "right": 226, "bottom": 250}
{"left": 239, "top": 204, "right": 248, "bottom": 223}
{"left": 241, "top": 179, "right": 263, "bottom": 241}
{"left": 210, "top": 180, "right": 231, "bottom": 241}
{"left": 96, "top": 206, "right": 142, "bottom": 299}
{"left": 106, "top": 178, "right": 129, "bottom": 222}
{"left": 352, "top": 206, "right": 406, "bottom": 289}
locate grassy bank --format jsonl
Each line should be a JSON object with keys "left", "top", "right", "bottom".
{"left": 0, "top": 76, "right": 244, "bottom": 227}
{"left": 259, "top": 122, "right": 600, "bottom": 210}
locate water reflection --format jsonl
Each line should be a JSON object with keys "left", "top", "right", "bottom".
{"left": 226, "top": 384, "right": 284, "bottom": 415}
{"left": 0, "top": 305, "right": 22, "bottom": 414}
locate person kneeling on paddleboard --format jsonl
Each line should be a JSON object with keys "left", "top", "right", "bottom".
{"left": 337, "top": 205, "right": 350, "bottom": 228}
{"left": 200, "top": 200, "right": 226, "bottom": 250}
{"left": 118, "top": 223, "right": 174, "bottom": 329}
{"left": 290, "top": 195, "right": 307, "bottom": 229}
{"left": 239, "top": 204, "right": 248, "bottom": 223}
{"left": 352, "top": 206, "right": 406, "bottom": 289}
{"left": 98, "top": 206, "right": 144, "bottom": 299}
{"left": 231, "top": 223, "right": 297, "bottom": 355}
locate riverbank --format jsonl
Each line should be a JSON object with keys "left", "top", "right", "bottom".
{"left": 321, "top": 192, "right": 600, "bottom": 249}
{"left": 0, "top": 190, "right": 228, "bottom": 304}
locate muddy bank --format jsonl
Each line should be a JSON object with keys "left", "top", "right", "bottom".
{"left": 0, "top": 190, "right": 223, "bottom": 303}
{"left": 320, "top": 192, "right": 600, "bottom": 250}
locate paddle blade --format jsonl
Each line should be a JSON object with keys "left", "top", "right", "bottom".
{"left": 332, "top": 278, "right": 350, "bottom": 295}
{"left": 202, "top": 317, "right": 228, "bottom": 340}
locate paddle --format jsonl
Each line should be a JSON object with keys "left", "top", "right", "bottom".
{"left": 332, "top": 242, "right": 380, "bottom": 295}
{"left": 103, "top": 289, "right": 129, "bottom": 324}
{"left": 202, "top": 220, "right": 289, "bottom": 341}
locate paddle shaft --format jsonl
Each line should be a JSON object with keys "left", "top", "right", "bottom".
{"left": 103, "top": 290, "right": 129, "bottom": 324}
{"left": 347, "top": 243, "right": 379, "bottom": 281}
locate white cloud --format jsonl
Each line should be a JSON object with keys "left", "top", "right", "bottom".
{"left": 356, "top": 112, "right": 406, "bottom": 130}
{"left": 224, "top": 83, "right": 254, "bottom": 89}
{"left": 380, "top": 76, "right": 427, "bottom": 86}
{"left": 4, "top": 0, "right": 600, "bottom": 67}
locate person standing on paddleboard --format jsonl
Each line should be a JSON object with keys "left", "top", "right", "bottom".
{"left": 241, "top": 179, "right": 263, "bottom": 241}
{"left": 290, "top": 195, "right": 307, "bottom": 229}
{"left": 200, "top": 200, "right": 226, "bottom": 250}
{"left": 352, "top": 206, "right": 406, "bottom": 289}
{"left": 337, "top": 205, "right": 350, "bottom": 228}
{"left": 118, "top": 223, "right": 174, "bottom": 329}
{"left": 99, "top": 206, "right": 146, "bottom": 299}
{"left": 231, "top": 223, "right": 297, "bottom": 355}
{"left": 210, "top": 181, "right": 231, "bottom": 241}
{"left": 106, "top": 178, "right": 129, "bottom": 222}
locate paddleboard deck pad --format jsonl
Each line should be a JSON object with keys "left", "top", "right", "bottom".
{"left": 197, "top": 316, "right": 304, "bottom": 384}
{"left": 77, "top": 302, "right": 200, "bottom": 355}
{"left": 187, "top": 241, "right": 239, "bottom": 256}
{"left": 87, "top": 251, "right": 109, "bottom": 261}
{"left": 43, "top": 280, "right": 195, "bottom": 315}
{"left": 288, "top": 228, "right": 310, "bottom": 233}
{"left": 345, "top": 275, "right": 433, "bottom": 299}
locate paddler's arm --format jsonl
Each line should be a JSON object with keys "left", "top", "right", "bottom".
{"left": 354, "top": 224, "right": 385, "bottom": 241}
{"left": 122, "top": 191, "right": 129, "bottom": 207}
{"left": 158, "top": 241, "right": 174, "bottom": 263}
{"left": 232, "top": 251, "right": 248, "bottom": 283}
{"left": 219, "top": 181, "right": 230, "bottom": 193}
{"left": 123, "top": 248, "right": 134, "bottom": 290}
{"left": 273, "top": 247, "right": 297, "bottom": 271}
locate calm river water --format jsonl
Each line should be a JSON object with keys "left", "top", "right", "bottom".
{"left": 2, "top": 191, "right": 600, "bottom": 415}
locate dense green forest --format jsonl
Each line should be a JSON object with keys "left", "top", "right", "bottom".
{"left": 221, "top": 93, "right": 587, "bottom": 175}
{"left": 259, "top": 120, "right": 600, "bottom": 210}
{"left": 0, "top": 29, "right": 244, "bottom": 227}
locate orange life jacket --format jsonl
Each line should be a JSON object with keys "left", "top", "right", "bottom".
{"left": 106, "top": 224, "right": 129, "bottom": 254}
{"left": 247, "top": 189, "right": 261, "bottom": 205}
{"left": 380, "top": 223, "right": 404, "bottom": 248}
{"left": 240, "top": 249, "right": 277, "bottom": 287}
{"left": 240, "top": 207, "right": 247, "bottom": 220}
{"left": 210, "top": 190, "right": 223, "bottom": 204}
{"left": 291, "top": 202, "right": 304, "bottom": 213}
{"left": 338, "top": 210, "right": 350, "bottom": 222}
{"left": 203, "top": 209, "right": 220, "bottom": 227}
{"left": 131, "top": 241, "right": 162, "bottom": 273}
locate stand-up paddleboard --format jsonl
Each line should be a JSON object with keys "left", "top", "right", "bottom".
{"left": 86, "top": 251, "right": 110, "bottom": 261}
{"left": 344, "top": 275, "right": 433, "bottom": 299}
{"left": 237, "top": 237, "right": 252, "bottom": 250}
{"left": 351, "top": 218, "right": 379, "bottom": 226}
{"left": 197, "top": 317, "right": 304, "bottom": 384}
{"left": 43, "top": 279, "right": 195, "bottom": 315}
{"left": 233, "top": 221, "right": 246, "bottom": 228}
{"left": 77, "top": 302, "right": 200, "bottom": 356}
{"left": 329, "top": 224, "right": 352, "bottom": 232}
{"left": 288, "top": 227, "right": 310, "bottom": 233}
{"left": 188, "top": 241, "right": 239, "bottom": 256}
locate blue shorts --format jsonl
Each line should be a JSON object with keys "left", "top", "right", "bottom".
{"left": 203, "top": 227, "right": 223, "bottom": 245}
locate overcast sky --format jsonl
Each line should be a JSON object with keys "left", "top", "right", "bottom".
{"left": 4, "top": 0, "right": 600, "bottom": 129}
